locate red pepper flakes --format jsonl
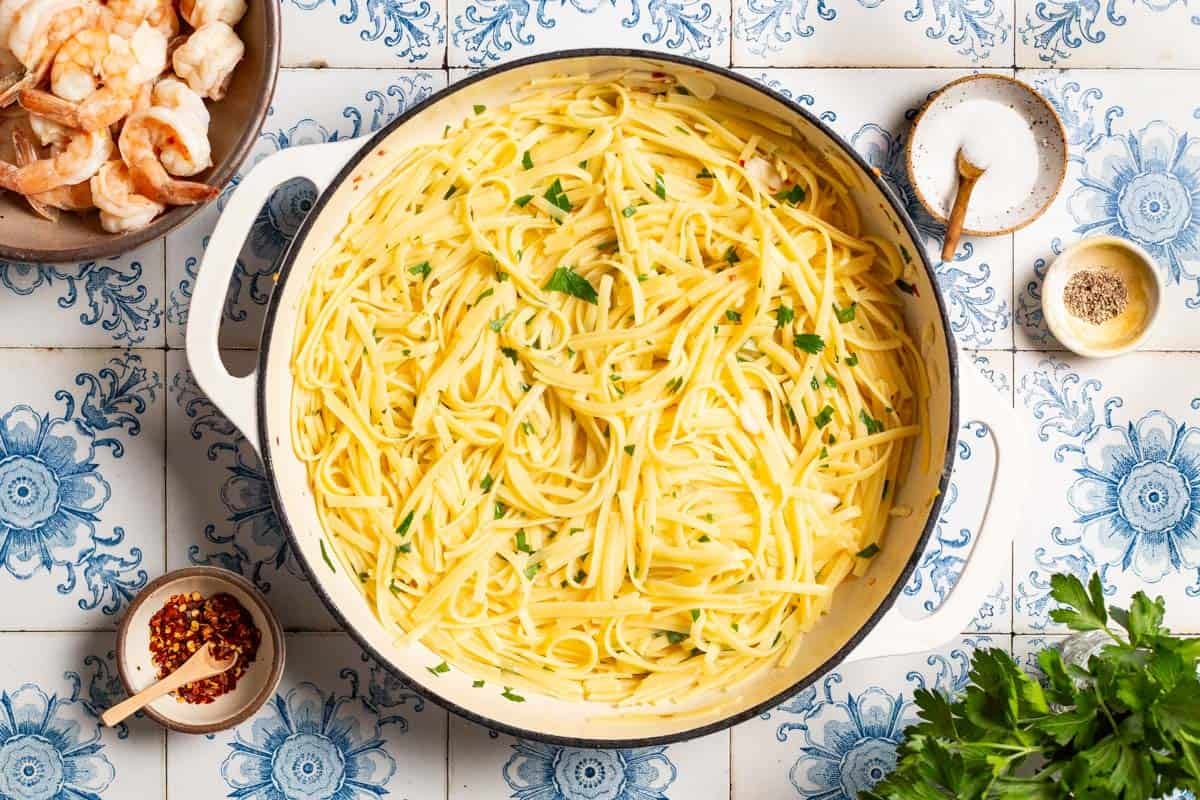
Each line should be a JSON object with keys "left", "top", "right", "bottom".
{"left": 148, "top": 591, "right": 261, "bottom": 704}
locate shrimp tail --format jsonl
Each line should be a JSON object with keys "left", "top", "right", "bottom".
{"left": 12, "top": 128, "right": 59, "bottom": 220}
{"left": 18, "top": 88, "right": 90, "bottom": 128}
{"left": 0, "top": 62, "right": 44, "bottom": 108}
{"left": 130, "top": 157, "right": 216, "bottom": 204}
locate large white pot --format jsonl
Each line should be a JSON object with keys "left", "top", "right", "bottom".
{"left": 186, "top": 50, "right": 1027, "bottom": 747}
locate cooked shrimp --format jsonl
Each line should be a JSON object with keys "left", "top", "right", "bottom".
{"left": 28, "top": 111, "right": 70, "bottom": 145}
{"left": 119, "top": 107, "right": 215, "bottom": 204}
{"left": 151, "top": 75, "right": 207, "bottom": 128}
{"left": 12, "top": 128, "right": 93, "bottom": 219}
{"left": 1, "top": 0, "right": 101, "bottom": 105}
{"left": 23, "top": 22, "right": 165, "bottom": 129}
{"left": 0, "top": 0, "right": 32, "bottom": 74}
{"left": 49, "top": 26, "right": 104, "bottom": 100}
{"left": 171, "top": 21, "right": 241, "bottom": 100}
{"left": 178, "top": 0, "right": 243, "bottom": 28}
{"left": 90, "top": 159, "right": 162, "bottom": 231}
{"left": 104, "top": 0, "right": 175, "bottom": 39}
{"left": 0, "top": 126, "right": 110, "bottom": 194}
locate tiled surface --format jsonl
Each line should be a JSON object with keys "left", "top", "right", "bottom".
{"left": 2, "top": 2, "right": 1199, "bottom": 797}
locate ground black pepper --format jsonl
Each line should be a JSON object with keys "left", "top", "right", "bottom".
{"left": 1063, "top": 269, "right": 1128, "bottom": 325}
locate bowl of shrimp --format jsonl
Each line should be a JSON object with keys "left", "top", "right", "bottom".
{"left": 0, "top": 0, "right": 278, "bottom": 262}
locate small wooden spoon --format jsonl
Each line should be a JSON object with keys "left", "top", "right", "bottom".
{"left": 941, "top": 148, "right": 987, "bottom": 262}
{"left": 101, "top": 642, "right": 237, "bottom": 728}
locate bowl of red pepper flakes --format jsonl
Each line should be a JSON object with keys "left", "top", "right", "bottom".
{"left": 116, "top": 567, "right": 285, "bottom": 734}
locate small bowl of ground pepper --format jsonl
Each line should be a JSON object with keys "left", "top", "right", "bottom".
{"left": 115, "top": 567, "right": 285, "bottom": 734}
{"left": 1042, "top": 234, "right": 1162, "bottom": 358}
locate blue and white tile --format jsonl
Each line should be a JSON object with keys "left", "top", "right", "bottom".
{"left": 448, "top": 0, "right": 730, "bottom": 68}
{"left": 745, "top": 69, "right": 1015, "bottom": 350}
{"left": 166, "top": 350, "right": 337, "bottom": 630}
{"left": 1015, "top": 70, "right": 1200, "bottom": 350}
{"left": 165, "top": 68, "right": 446, "bottom": 349}
{"left": 1018, "top": 0, "right": 1200, "bottom": 66}
{"left": 897, "top": 351, "right": 1013, "bottom": 634}
{"left": 450, "top": 714, "right": 729, "bottom": 800}
{"left": 168, "top": 633, "right": 448, "bottom": 799}
{"left": 731, "top": 634, "right": 1001, "bottom": 800}
{"left": 0, "top": 633, "right": 164, "bottom": 798}
{"left": 0, "top": 243, "right": 165, "bottom": 348}
{"left": 281, "top": 0, "right": 446, "bottom": 67}
{"left": 0, "top": 349, "right": 163, "bottom": 630}
{"left": 732, "top": 0, "right": 1013, "bottom": 66}
{"left": 1015, "top": 352, "right": 1200, "bottom": 634}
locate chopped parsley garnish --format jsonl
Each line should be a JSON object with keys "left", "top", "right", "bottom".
{"left": 845, "top": 352, "right": 860, "bottom": 367}
{"left": 358, "top": 571, "right": 368, "bottom": 582}
{"left": 488, "top": 311, "right": 514, "bottom": 332}
{"left": 895, "top": 278, "right": 917, "bottom": 295}
{"left": 501, "top": 687, "right": 525, "bottom": 702}
{"left": 481, "top": 473, "right": 494, "bottom": 492}
{"left": 408, "top": 261, "right": 431, "bottom": 280}
{"left": 521, "top": 150, "right": 533, "bottom": 170}
{"left": 664, "top": 630, "right": 687, "bottom": 645}
{"left": 543, "top": 266, "right": 598, "bottom": 304}
{"left": 697, "top": 167, "right": 715, "bottom": 178}
{"left": 396, "top": 510, "right": 415, "bottom": 537}
{"left": 520, "top": 421, "right": 535, "bottom": 435}
{"left": 856, "top": 543, "right": 880, "bottom": 558}
{"left": 515, "top": 530, "right": 533, "bottom": 553}
{"left": 667, "top": 377, "right": 683, "bottom": 393}
{"left": 860, "top": 409, "right": 884, "bottom": 434}
{"left": 475, "top": 287, "right": 495, "bottom": 303}
{"left": 513, "top": 194, "right": 533, "bottom": 208}
{"left": 569, "top": 528, "right": 583, "bottom": 535}
{"left": 473, "top": 104, "right": 485, "bottom": 114}
{"left": 774, "top": 184, "right": 806, "bottom": 205}
{"left": 320, "top": 539, "right": 336, "bottom": 572}
{"left": 810, "top": 376, "right": 820, "bottom": 391}
{"left": 496, "top": 270, "right": 509, "bottom": 282}
{"left": 786, "top": 403, "right": 798, "bottom": 426}
{"left": 396, "top": 542, "right": 412, "bottom": 554}
{"left": 501, "top": 346, "right": 518, "bottom": 365}
{"left": 597, "top": 239, "right": 620, "bottom": 253}
{"left": 523, "top": 562, "right": 541, "bottom": 580}
{"left": 698, "top": 534, "right": 711, "bottom": 542}
{"left": 622, "top": 205, "right": 637, "bottom": 217}
{"left": 624, "top": 445, "right": 635, "bottom": 455}
{"left": 653, "top": 170, "right": 666, "bottom": 199}
{"left": 689, "top": 609, "right": 700, "bottom": 621}
{"left": 772, "top": 632, "right": 783, "bottom": 647}
{"left": 814, "top": 405, "right": 835, "bottom": 428}
{"left": 819, "top": 446, "right": 829, "bottom": 459}
{"left": 472, "top": 679, "right": 485, "bottom": 688}
{"left": 824, "top": 375, "right": 838, "bottom": 389}
{"left": 793, "top": 333, "right": 825, "bottom": 354}
{"left": 704, "top": 512, "right": 714, "bottom": 523}
{"left": 834, "top": 302, "right": 857, "bottom": 323}
{"left": 427, "top": 661, "right": 450, "bottom": 676}
{"left": 636, "top": 273, "right": 649, "bottom": 282}
{"left": 494, "top": 502, "right": 506, "bottom": 519}
{"left": 578, "top": 159, "right": 588, "bottom": 169}
{"left": 775, "top": 306, "right": 794, "bottom": 328}
{"left": 725, "top": 309, "right": 742, "bottom": 323}
{"left": 724, "top": 246, "right": 740, "bottom": 265}
{"left": 542, "top": 178, "right": 572, "bottom": 212}
{"left": 443, "top": 185, "right": 458, "bottom": 200}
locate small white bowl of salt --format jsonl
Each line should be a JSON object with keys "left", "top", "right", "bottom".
{"left": 905, "top": 74, "right": 1068, "bottom": 244}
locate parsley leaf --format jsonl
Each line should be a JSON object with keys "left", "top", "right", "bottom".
{"left": 396, "top": 510, "right": 414, "bottom": 537}
{"left": 543, "top": 178, "right": 572, "bottom": 212}
{"left": 859, "top": 409, "right": 884, "bottom": 434}
{"left": 774, "top": 184, "right": 805, "bottom": 204}
{"left": 521, "top": 150, "right": 533, "bottom": 170}
{"left": 813, "top": 405, "right": 835, "bottom": 428}
{"left": 427, "top": 661, "right": 450, "bottom": 676}
{"left": 856, "top": 543, "right": 879, "bottom": 558}
{"left": 793, "top": 333, "right": 825, "bottom": 354}
{"left": 664, "top": 630, "right": 687, "bottom": 645}
{"left": 408, "top": 261, "right": 431, "bottom": 280}
{"left": 480, "top": 473, "right": 494, "bottom": 492}
{"left": 488, "top": 311, "right": 514, "bottom": 332}
{"left": 653, "top": 170, "right": 666, "bottom": 199}
{"left": 501, "top": 687, "right": 525, "bottom": 702}
{"left": 725, "top": 309, "right": 742, "bottom": 323}
{"left": 834, "top": 302, "right": 857, "bottom": 323}
{"left": 513, "top": 194, "right": 533, "bottom": 208}
{"left": 622, "top": 205, "right": 637, "bottom": 217}
{"left": 514, "top": 530, "right": 532, "bottom": 553}
{"left": 697, "top": 167, "right": 715, "bottom": 178}
{"left": 544, "top": 266, "right": 598, "bottom": 304}
{"left": 774, "top": 306, "right": 794, "bottom": 328}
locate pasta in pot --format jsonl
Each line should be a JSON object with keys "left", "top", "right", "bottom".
{"left": 291, "top": 71, "right": 929, "bottom": 705}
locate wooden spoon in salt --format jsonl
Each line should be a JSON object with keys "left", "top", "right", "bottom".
{"left": 941, "top": 148, "right": 987, "bottom": 262}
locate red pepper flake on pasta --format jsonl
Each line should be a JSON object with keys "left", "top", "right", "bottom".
{"left": 148, "top": 591, "right": 261, "bottom": 704}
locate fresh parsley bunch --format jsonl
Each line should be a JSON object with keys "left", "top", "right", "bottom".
{"left": 863, "top": 573, "right": 1200, "bottom": 800}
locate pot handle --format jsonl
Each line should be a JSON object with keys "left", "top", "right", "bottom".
{"left": 185, "top": 139, "right": 362, "bottom": 454}
{"left": 844, "top": 356, "right": 1027, "bottom": 663}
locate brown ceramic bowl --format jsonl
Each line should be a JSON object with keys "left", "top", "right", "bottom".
{"left": 115, "top": 566, "right": 286, "bottom": 735}
{"left": 0, "top": 3, "right": 280, "bottom": 264}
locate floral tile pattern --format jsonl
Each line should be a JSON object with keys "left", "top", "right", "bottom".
{"left": 0, "top": 0, "right": 1198, "bottom": 794}
{"left": 733, "top": 0, "right": 1013, "bottom": 66}
{"left": 167, "top": 633, "right": 448, "bottom": 799}
{"left": 731, "top": 636, "right": 999, "bottom": 800}
{"left": 1014, "top": 70, "right": 1200, "bottom": 349}
{"left": 746, "top": 69, "right": 1016, "bottom": 351}
{"left": 450, "top": 713, "right": 729, "bottom": 799}
{"left": 1015, "top": 352, "right": 1200, "bottom": 634}
{"left": 165, "top": 68, "right": 446, "bottom": 349}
